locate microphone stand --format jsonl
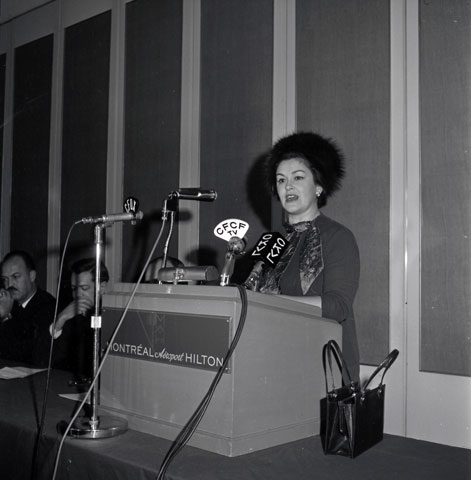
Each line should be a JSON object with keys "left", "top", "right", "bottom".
{"left": 219, "top": 251, "right": 235, "bottom": 286}
{"left": 59, "top": 223, "right": 128, "bottom": 438}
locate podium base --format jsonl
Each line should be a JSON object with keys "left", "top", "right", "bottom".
{"left": 57, "top": 415, "right": 128, "bottom": 439}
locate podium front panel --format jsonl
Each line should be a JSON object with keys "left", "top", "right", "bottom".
{"left": 100, "top": 284, "right": 341, "bottom": 456}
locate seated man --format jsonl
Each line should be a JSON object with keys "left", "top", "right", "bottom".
{"left": 0, "top": 250, "right": 56, "bottom": 367}
{"left": 51, "top": 258, "right": 109, "bottom": 382}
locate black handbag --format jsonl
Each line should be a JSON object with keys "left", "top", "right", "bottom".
{"left": 320, "top": 339, "right": 399, "bottom": 458}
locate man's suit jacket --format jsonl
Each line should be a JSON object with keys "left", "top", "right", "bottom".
{"left": 0, "top": 288, "right": 56, "bottom": 366}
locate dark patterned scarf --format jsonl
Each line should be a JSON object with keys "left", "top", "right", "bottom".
{"left": 260, "top": 218, "right": 323, "bottom": 295}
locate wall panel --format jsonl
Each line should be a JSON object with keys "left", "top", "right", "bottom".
{"left": 11, "top": 35, "right": 53, "bottom": 284}
{"left": 199, "top": 0, "right": 273, "bottom": 276}
{"left": 296, "top": 0, "right": 391, "bottom": 364}
{"left": 121, "top": 0, "right": 182, "bottom": 282}
{"left": 61, "top": 12, "right": 111, "bottom": 268}
{"left": 420, "top": 0, "right": 471, "bottom": 376}
{"left": 0, "top": 53, "right": 5, "bottom": 221}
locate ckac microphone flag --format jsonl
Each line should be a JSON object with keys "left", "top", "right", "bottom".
{"left": 244, "top": 232, "right": 288, "bottom": 291}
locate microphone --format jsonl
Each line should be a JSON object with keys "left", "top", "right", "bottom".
{"left": 214, "top": 219, "right": 250, "bottom": 286}
{"left": 81, "top": 210, "right": 144, "bottom": 224}
{"left": 244, "top": 232, "right": 288, "bottom": 291}
{"left": 169, "top": 188, "right": 217, "bottom": 201}
{"left": 81, "top": 197, "right": 144, "bottom": 224}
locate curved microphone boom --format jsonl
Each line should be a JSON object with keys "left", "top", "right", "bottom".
{"left": 244, "top": 232, "right": 288, "bottom": 291}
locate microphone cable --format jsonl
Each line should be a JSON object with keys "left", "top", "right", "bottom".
{"left": 156, "top": 284, "right": 248, "bottom": 480}
{"left": 31, "top": 220, "right": 81, "bottom": 480}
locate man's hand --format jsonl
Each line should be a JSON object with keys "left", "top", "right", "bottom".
{"left": 74, "top": 296, "right": 94, "bottom": 317}
{"left": 0, "top": 289, "right": 14, "bottom": 319}
{"left": 53, "top": 297, "right": 94, "bottom": 334}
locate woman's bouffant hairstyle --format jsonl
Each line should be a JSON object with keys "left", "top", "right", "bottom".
{"left": 265, "top": 132, "right": 345, "bottom": 208}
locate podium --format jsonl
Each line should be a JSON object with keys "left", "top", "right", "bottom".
{"left": 99, "top": 284, "right": 341, "bottom": 457}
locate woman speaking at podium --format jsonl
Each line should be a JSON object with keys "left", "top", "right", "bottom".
{"left": 258, "top": 132, "right": 360, "bottom": 382}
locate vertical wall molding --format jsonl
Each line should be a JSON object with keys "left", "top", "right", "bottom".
{"left": 386, "top": 0, "right": 407, "bottom": 437}
{"left": 271, "top": 0, "right": 296, "bottom": 229}
{"left": 106, "top": 0, "right": 127, "bottom": 283}
{"left": 179, "top": 0, "right": 201, "bottom": 265}
{"left": 272, "top": 0, "right": 296, "bottom": 141}
{"left": 46, "top": 2, "right": 63, "bottom": 293}
{"left": 404, "top": 0, "right": 421, "bottom": 440}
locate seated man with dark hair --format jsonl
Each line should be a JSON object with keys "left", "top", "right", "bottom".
{"left": 51, "top": 258, "right": 109, "bottom": 382}
{"left": 0, "top": 250, "right": 56, "bottom": 367}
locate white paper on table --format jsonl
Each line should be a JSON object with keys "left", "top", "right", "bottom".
{"left": 0, "top": 366, "right": 47, "bottom": 379}
{"left": 58, "top": 392, "right": 90, "bottom": 404}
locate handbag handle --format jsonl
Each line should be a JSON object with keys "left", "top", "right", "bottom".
{"left": 322, "top": 339, "right": 355, "bottom": 392}
{"left": 362, "top": 348, "right": 399, "bottom": 392}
